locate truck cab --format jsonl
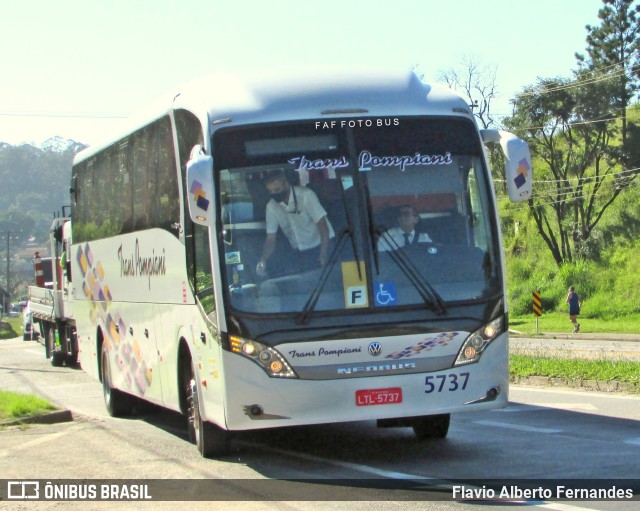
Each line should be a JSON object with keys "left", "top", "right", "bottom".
{"left": 28, "top": 213, "right": 77, "bottom": 366}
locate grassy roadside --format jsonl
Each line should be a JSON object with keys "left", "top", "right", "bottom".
{"left": 0, "top": 390, "right": 58, "bottom": 423}
{"left": 510, "top": 355, "right": 640, "bottom": 388}
{"left": 510, "top": 312, "right": 640, "bottom": 335}
{"left": 0, "top": 317, "right": 23, "bottom": 340}
{"left": 509, "top": 313, "right": 640, "bottom": 391}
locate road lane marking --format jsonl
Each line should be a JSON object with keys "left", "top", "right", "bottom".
{"left": 533, "top": 403, "right": 598, "bottom": 412}
{"left": 494, "top": 405, "right": 546, "bottom": 412}
{"left": 496, "top": 403, "right": 597, "bottom": 413}
{"left": 238, "top": 441, "right": 610, "bottom": 511}
{"left": 473, "top": 420, "right": 562, "bottom": 434}
{"left": 0, "top": 422, "right": 78, "bottom": 458}
{"left": 236, "top": 439, "right": 427, "bottom": 479}
{"left": 535, "top": 504, "right": 609, "bottom": 511}
{"left": 623, "top": 437, "right": 640, "bottom": 446}
{"left": 511, "top": 386, "right": 640, "bottom": 401}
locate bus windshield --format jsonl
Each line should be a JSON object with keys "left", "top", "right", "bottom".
{"left": 214, "top": 117, "right": 501, "bottom": 317}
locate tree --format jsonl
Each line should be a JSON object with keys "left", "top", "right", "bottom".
{"left": 436, "top": 55, "right": 506, "bottom": 183}
{"left": 438, "top": 55, "right": 499, "bottom": 129}
{"left": 575, "top": 0, "right": 640, "bottom": 144}
{"left": 506, "top": 75, "right": 637, "bottom": 266}
{"left": 0, "top": 211, "right": 35, "bottom": 240}
{"left": 0, "top": 140, "right": 85, "bottom": 242}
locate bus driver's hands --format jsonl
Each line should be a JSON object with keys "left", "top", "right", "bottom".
{"left": 256, "top": 260, "right": 267, "bottom": 277}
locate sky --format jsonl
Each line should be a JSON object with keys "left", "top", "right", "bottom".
{"left": 0, "top": 0, "right": 604, "bottom": 147}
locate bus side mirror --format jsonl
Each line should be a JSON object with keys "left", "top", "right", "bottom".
{"left": 186, "top": 146, "right": 215, "bottom": 227}
{"left": 481, "top": 130, "right": 533, "bottom": 203}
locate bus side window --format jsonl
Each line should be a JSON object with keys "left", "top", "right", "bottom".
{"left": 150, "top": 118, "right": 179, "bottom": 232}
{"left": 193, "top": 223, "right": 215, "bottom": 316}
{"left": 131, "top": 129, "right": 152, "bottom": 230}
{"left": 174, "top": 110, "right": 215, "bottom": 318}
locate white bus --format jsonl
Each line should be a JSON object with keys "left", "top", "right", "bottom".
{"left": 71, "top": 68, "right": 532, "bottom": 457}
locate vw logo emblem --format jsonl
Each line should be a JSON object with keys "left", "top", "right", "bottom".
{"left": 368, "top": 342, "right": 382, "bottom": 356}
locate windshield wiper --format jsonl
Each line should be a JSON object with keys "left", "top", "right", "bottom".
{"left": 364, "top": 184, "right": 381, "bottom": 274}
{"left": 376, "top": 226, "right": 448, "bottom": 315}
{"left": 296, "top": 179, "right": 363, "bottom": 325}
{"left": 295, "top": 228, "right": 349, "bottom": 325}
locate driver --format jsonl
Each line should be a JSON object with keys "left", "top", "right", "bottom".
{"left": 378, "top": 205, "right": 432, "bottom": 251}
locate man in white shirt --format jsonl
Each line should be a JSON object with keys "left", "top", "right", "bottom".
{"left": 378, "top": 205, "right": 432, "bottom": 251}
{"left": 256, "top": 172, "right": 335, "bottom": 277}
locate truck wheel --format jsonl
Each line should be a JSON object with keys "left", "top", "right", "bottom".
{"left": 412, "top": 414, "right": 451, "bottom": 440}
{"left": 186, "top": 362, "right": 231, "bottom": 458}
{"left": 101, "top": 343, "right": 133, "bottom": 417}
{"left": 66, "top": 328, "right": 79, "bottom": 366}
{"left": 66, "top": 352, "right": 78, "bottom": 367}
{"left": 47, "top": 328, "right": 64, "bottom": 367}
{"left": 51, "top": 352, "right": 66, "bottom": 367}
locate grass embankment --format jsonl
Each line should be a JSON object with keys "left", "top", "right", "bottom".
{"left": 509, "top": 312, "right": 640, "bottom": 390}
{"left": 0, "top": 317, "right": 22, "bottom": 340}
{"left": 510, "top": 355, "right": 640, "bottom": 387}
{"left": 0, "top": 390, "right": 58, "bottom": 423}
{"left": 0, "top": 324, "right": 61, "bottom": 423}
{"left": 510, "top": 311, "right": 640, "bottom": 335}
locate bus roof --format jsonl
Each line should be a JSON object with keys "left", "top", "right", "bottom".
{"left": 75, "top": 67, "right": 474, "bottom": 163}
{"left": 181, "top": 67, "right": 473, "bottom": 123}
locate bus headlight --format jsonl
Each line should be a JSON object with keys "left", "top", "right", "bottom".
{"left": 454, "top": 317, "right": 504, "bottom": 366}
{"left": 229, "top": 335, "right": 298, "bottom": 378}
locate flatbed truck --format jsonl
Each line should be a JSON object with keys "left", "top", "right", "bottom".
{"left": 27, "top": 213, "right": 78, "bottom": 366}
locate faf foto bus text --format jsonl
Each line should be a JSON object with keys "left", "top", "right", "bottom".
{"left": 315, "top": 118, "right": 400, "bottom": 129}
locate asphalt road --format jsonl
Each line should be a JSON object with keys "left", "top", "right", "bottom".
{"left": 1, "top": 336, "right": 639, "bottom": 510}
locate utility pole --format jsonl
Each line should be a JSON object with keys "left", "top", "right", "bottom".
{"left": 3, "top": 230, "right": 20, "bottom": 307}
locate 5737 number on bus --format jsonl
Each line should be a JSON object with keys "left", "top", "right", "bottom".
{"left": 425, "top": 372, "right": 470, "bottom": 393}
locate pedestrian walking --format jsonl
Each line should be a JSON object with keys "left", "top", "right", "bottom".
{"left": 566, "top": 286, "right": 582, "bottom": 333}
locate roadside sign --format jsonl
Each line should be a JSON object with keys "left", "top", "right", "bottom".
{"left": 532, "top": 290, "right": 542, "bottom": 317}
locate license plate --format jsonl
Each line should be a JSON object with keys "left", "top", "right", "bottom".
{"left": 355, "top": 387, "right": 403, "bottom": 406}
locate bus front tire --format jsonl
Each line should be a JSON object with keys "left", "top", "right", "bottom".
{"left": 412, "top": 413, "right": 451, "bottom": 440}
{"left": 186, "top": 367, "right": 231, "bottom": 458}
{"left": 101, "top": 343, "right": 133, "bottom": 417}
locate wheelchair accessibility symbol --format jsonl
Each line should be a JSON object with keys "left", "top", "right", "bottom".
{"left": 375, "top": 281, "right": 397, "bottom": 306}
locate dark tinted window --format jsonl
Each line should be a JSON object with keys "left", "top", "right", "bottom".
{"left": 72, "top": 116, "right": 179, "bottom": 242}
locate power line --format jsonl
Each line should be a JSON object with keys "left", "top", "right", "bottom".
{"left": 532, "top": 178, "right": 638, "bottom": 203}
{"left": 496, "top": 167, "right": 640, "bottom": 186}
{"left": 495, "top": 168, "right": 640, "bottom": 203}
{"left": 519, "top": 180, "right": 639, "bottom": 211}
{"left": 510, "top": 115, "right": 623, "bottom": 132}
{"left": 576, "top": 60, "right": 629, "bottom": 77}
{"left": 516, "top": 68, "right": 627, "bottom": 98}
{"left": 514, "top": 60, "right": 640, "bottom": 99}
{"left": 496, "top": 174, "right": 639, "bottom": 211}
